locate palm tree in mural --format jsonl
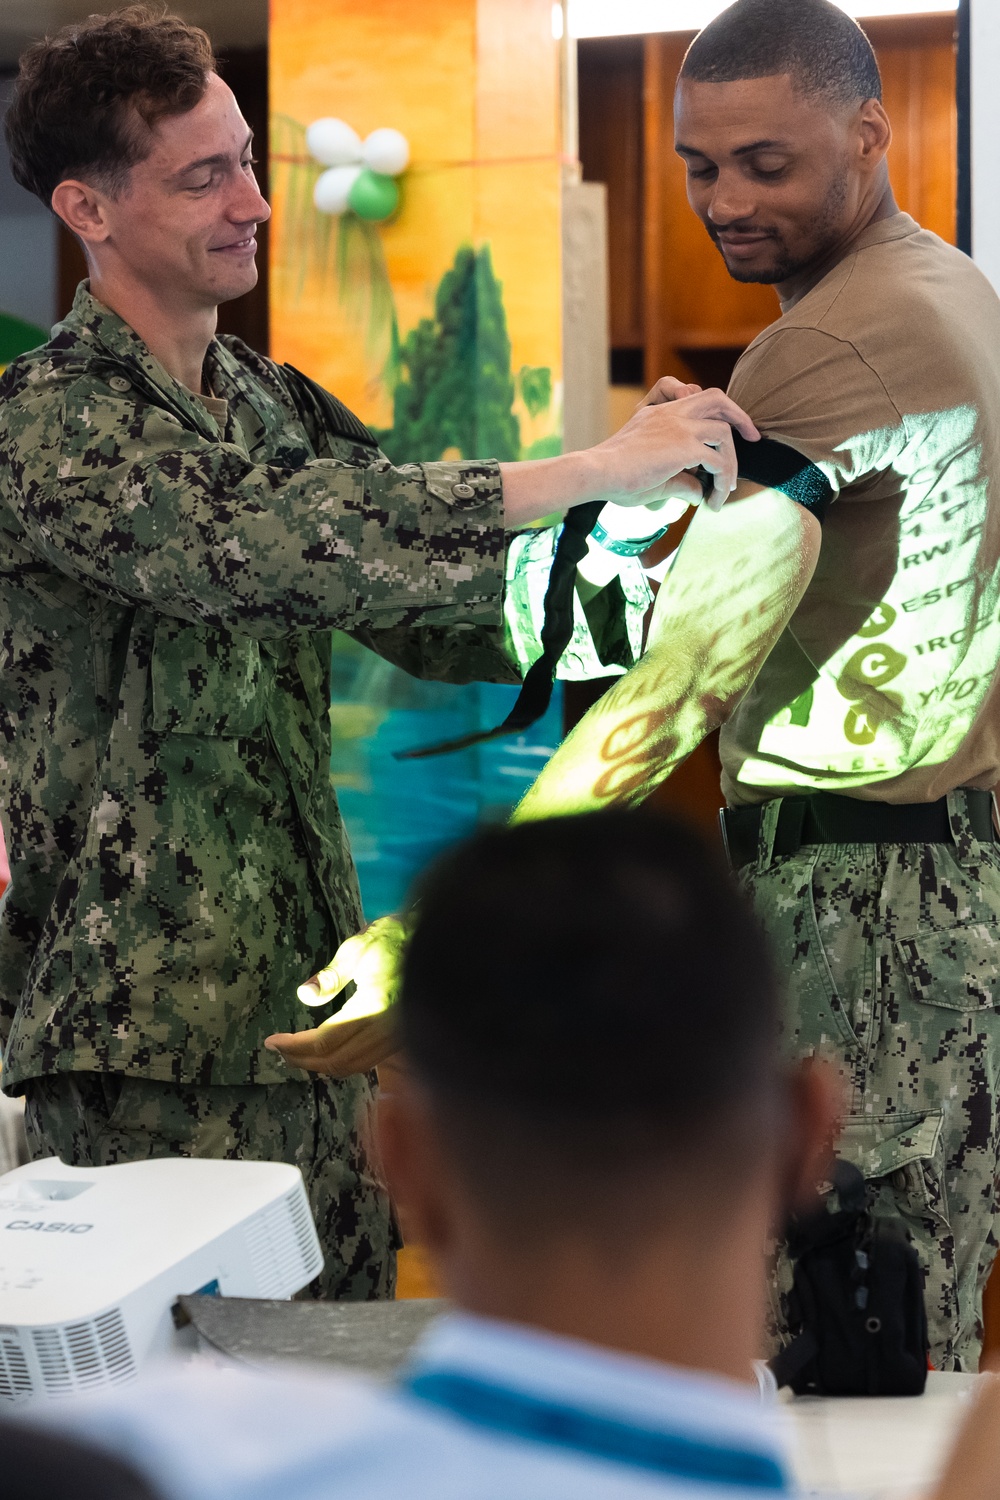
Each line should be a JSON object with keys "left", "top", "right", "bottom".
{"left": 380, "top": 245, "right": 520, "bottom": 465}
{"left": 0, "top": 311, "right": 48, "bottom": 370}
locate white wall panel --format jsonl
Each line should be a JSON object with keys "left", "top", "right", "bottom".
{"left": 971, "top": 0, "right": 1000, "bottom": 292}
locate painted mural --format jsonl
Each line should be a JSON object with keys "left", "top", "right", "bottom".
{"left": 269, "top": 0, "right": 567, "bottom": 915}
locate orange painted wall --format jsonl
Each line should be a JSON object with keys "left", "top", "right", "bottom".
{"left": 269, "top": 0, "right": 563, "bottom": 440}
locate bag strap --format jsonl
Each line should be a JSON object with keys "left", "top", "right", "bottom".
{"left": 281, "top": 362, "right": 380, "bottom": 451}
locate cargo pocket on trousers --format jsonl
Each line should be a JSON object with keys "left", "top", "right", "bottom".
{"left": 894, "top": 924, "right": 999, "bottom": 1011}
{"left": 838, "top": 1110, "right": 956, "bottom": 1360}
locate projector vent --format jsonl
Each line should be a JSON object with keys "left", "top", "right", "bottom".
{"left": 245, "top": 1189, "right": 322, "bottom": 1297}
{"left": 0, "top": 1327, "right": 33, "bottom": 1402}
{"left": 94, "top": 1308, "right": 136, "bottom": 1383}
{"left": 31, "top": 1309, "right": 135, "bottom": 1396}
{"left": 287, "top": 1189, "right": 323, "bottom": 1280}
{"left": 32, "top": 1328, "right": 72, "bottom": 1396}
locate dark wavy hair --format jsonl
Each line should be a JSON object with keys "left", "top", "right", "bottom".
{"left": 5, "top": 5, "right": 215, "bottom": 205}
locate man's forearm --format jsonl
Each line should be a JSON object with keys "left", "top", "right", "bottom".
{"left": 512, "top": 634, "right": 714, "bottom": 822}
{"left": 500, "top": 451, "right": 600, "bottom": 529}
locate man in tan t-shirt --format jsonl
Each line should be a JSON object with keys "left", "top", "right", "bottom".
{"left": 516, "top": 0, "right": 1000, "bottom": 1370}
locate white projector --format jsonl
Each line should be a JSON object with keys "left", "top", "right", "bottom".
{"left": 0, "top": 1156, "right": 323, "bottom": 1404}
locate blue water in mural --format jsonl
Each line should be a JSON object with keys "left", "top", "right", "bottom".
{"left": 331, "top": 646, "right": 562, "bottom": 919}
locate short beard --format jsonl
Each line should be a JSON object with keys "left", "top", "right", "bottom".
{"left": 712, "top": 170, "right": 850, "bottom": 285}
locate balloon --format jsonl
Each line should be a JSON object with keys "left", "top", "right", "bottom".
{"left": 306, "top": 117, "right": 362, "bottom": 168}
{"left": 313, "top": 164, "right": 362, "bottom": 215}
{"left": 348, "top": 169, "right": 400, "bottom": 222}
{"left": 361, "top": 127, "right": 410, "bottom": 177}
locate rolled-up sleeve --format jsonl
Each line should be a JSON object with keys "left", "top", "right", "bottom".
{"left": 5, "top": 381, "right": 506, "bottom": 639}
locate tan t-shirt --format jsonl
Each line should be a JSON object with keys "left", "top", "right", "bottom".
{"left": 722, "top": 213, "right": 1000, "bottom": 807}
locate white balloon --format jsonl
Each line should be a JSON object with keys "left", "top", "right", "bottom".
{"left": 361, "top": 127, "right": 410, "bottom": 177}
{"left": 313, "top": 165, "right": 362, "bottom": 215}
{"left": 306, "top": 117, "right": 362, "bottom": 168}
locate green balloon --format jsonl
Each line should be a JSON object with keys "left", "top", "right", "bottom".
{"left": 348, "top": 169, "right": 400, "bottom": 222}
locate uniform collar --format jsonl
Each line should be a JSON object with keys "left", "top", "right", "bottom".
{"left": 404, "top": 1312, "right": 791, "bottom": 1481}
{"left": 61, "top": 282, "right": 232, "bottom": 442}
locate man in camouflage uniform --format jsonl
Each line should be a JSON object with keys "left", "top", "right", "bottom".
{"left": 0, "top": 7, "right": 754, "bottom": 1296}
{"left": 512, "top": 0, "right": 1000, "bottom": 1369}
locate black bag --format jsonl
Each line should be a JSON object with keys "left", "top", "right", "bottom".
{"left": 770, "top": 1159, "right": 929, "bottom": 1396}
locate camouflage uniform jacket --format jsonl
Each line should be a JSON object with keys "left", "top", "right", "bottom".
{"left": 0, "top": 287, "right": 647, "bottom": 1092}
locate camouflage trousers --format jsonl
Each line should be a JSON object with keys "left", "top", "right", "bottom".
{"left": 741, "top": 789, "right": 1000, "bottom": 1372}
{"left": 21, "top": 1071, "right": 396, "bottom": 1301}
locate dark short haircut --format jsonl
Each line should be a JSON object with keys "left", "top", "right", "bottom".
{"left": 680, "top": 0, "right": 882, "bottom": 109}
{"left": 400, "top": 811, "right": 783, "bottom": 1240}
{"left": 5, "top": 5, "right": 215, "bottom": 205}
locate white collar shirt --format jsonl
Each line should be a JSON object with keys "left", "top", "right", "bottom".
{"left": 34, "top": 1311, "right": 813, "bottom": 1500}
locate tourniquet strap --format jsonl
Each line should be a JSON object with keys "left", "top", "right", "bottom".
{"left": 395, "top": 499, "right": 604, "bottom": 760}
{"left": 731, "top": 433, "right": 832, "bottom": 522}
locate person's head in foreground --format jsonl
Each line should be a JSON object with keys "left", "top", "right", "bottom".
{"left": 4, "top": 4, "right": 267, "bottom": 317}
{"left": 382, "top": 809, "right": 837, "bottom": 1385}
{"left": 21, "top": 812, "right": 1000, "bottom": 1498}
{"left": 675, "top": 0, "right": 891, "bottom": 290}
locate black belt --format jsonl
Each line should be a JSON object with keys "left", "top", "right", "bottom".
{"left": 721, "top": 790, "right": 998, "bottom": 872}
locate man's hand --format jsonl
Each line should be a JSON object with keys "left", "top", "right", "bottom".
{"left": 588, "top": 386, "right": 758, "bottom": 513}
{"left": 292, "top": 915, "right": 407, "bottom": 1014}
{"left": 265, "top": 915, "right": 406, "bottom": 1077}
{"left": 263, "top": 1008, "right": 399, "bottom": 1077}
{"left": 638, "top": 376, "right": 704, "bottom": 407}
{"left": 500, "top": 386, "right": 759, "bottom": 528}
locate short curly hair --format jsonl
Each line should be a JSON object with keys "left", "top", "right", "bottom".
{"left": 5, "top": 4, "right": 215, "bottom": 205}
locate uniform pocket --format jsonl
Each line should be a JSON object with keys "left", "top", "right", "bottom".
{"left": 148, "top": 618, "right": 265, "bottom": 736}
{"left": 838, "top": 1111, "right": 949, "bottom": 1273}
{"left": 838, "top": 1109, "right": 959, "bottom": 1364}
{"left": 838, "top": 1110, "right": 943, "bottom": 1181}
{"left": 894, "top": 923, "right": 998, "bottom": 1011}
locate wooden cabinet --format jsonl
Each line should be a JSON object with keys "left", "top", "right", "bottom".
{"left": 578, "top": 37, "right": 646, "bottom": 370}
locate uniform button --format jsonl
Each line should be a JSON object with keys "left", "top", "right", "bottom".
{"left": 109, "top": 376, "right": 130, "bottom": 392}
{"left": 451, "top": 481, "right": 475, "bottom": 500}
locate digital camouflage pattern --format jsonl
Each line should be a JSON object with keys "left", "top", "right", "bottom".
{"left": 22, "top": 1068, "right": 395, "bottom": 1299}
{"left": 0, "top": 284, "right": 650, "bottom": 1098}
{"left": 743, "top": 790, "right": 1000, "bottom": 1370}
{"left": 0, "top": 284, "right": 513, "bottom": 1092}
